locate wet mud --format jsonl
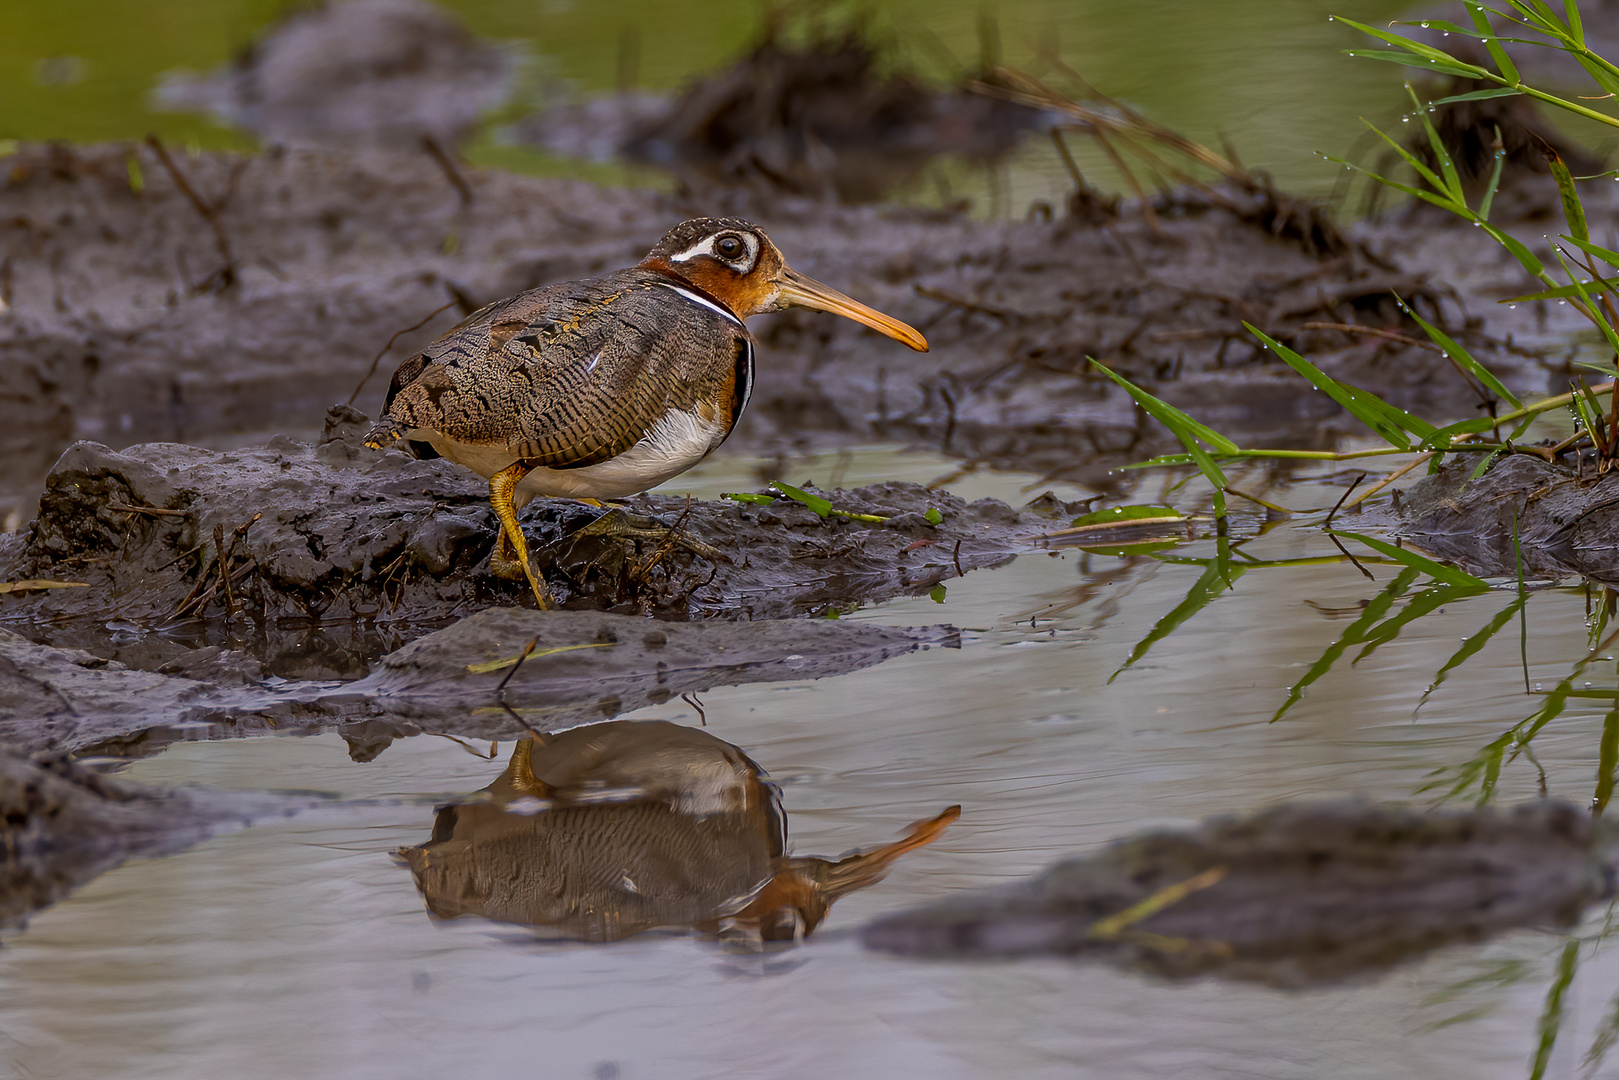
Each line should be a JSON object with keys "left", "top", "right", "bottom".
{"left": 0, "top": 607, "right": 955, "bottom": 758}
{"left": 862, "top": 800, "right": 1615, "bottom": 987}
{"left": 1396, "top": 452, "right": 1619, "bottom": 583}
{"left": 0, "top": 139, "right": 1559, "bottom": 524}
{"left": 0, "top": 407, "right": 1043, "bottom": 637}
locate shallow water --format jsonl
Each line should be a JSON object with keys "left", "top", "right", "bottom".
{"left": 3, "top": 0, "right": 1413, "bottom": 200}
{"left": 3, "top": 452, "right": 1617, "bottom": 1079}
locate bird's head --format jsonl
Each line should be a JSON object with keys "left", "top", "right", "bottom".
{"left": 638, "top": 217, "right": 928, "bottom": 351}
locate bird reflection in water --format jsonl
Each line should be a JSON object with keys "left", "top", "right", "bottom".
{"left": 395, "top": 720, "right": 958, "bottom": 943}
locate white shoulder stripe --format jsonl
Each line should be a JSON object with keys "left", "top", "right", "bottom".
{"left": 657, "top": 282, "right": 744, "bottom": 328}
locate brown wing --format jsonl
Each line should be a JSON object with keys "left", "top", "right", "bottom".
{"left": 380, "top": 271, "right": 750, "bottom": 469}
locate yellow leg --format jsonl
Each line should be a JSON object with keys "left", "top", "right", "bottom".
{"left": 489, "top": 463, "right": 551, "bottom": 610}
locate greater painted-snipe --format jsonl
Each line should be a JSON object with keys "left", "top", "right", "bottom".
{"left": 365, "top": 217, "right": 927, "bottom": 607}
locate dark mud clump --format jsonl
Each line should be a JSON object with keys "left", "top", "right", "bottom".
{"left": 0, "top": 748, "right": 297, "bottom": 928}
{"left": 615, "top": 18, "right": 1034, "bottom": 203}
{"left": 0, "top": 408, "right": 1044, "bottom": 635}
{"left": 862, "top": 800, "right": 1614, "bottom": 987}
{"left": 1395, "top": 452, "right": 1619, "bottom": 583}
{"left": 0, "top": 607, "right": 955, "bottom": 758}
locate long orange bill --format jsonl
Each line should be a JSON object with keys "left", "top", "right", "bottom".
{"left": 777, "top": 267, "right": 929, "bottom": 352}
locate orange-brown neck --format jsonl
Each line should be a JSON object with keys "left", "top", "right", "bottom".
{"left": 639, "top": 256, "right": 778, "bottom": 319}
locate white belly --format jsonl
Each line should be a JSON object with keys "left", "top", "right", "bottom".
{"left": 413, "top": 407, "right": 728, "bottom": 503}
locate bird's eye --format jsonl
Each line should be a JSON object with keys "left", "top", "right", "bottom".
{"left": 715, "top": 235, "right": 745, "bottom": 260}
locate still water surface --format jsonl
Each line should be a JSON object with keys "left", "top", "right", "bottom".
{"left": 2, "top": 451, "right": 1616, "bottom": 1079}
{"left": 3, "top": 0, "right": 1414, "bottom": 200}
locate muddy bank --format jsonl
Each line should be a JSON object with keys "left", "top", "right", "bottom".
{"left": 0, "top": 141, "right": 1557, "bottom": 524}
{"left": 0, "top": 409, "right": 1041, "bottom": 638}
{"left": 862, "top": 800, "right": 1614, "bottom": 987}
{"left": 0, "top": 607, "right": 954, "bottom": 759}
{"left": 1395, "top": 452, "right": 1619, "bottom": 583}
{"left": 1, "top": 748, "right": 302, "bottom": 928}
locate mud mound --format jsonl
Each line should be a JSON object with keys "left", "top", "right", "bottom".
{"left": 1396, "top": 452, "right": 1619, "bottom": 583}
{"left": 0, "top": 408, "right": 1041, "bottom": 635}
{"left": 615, "top": 20, "right": 1033, "bottom": 203}
{"left": 863, "top": 800, "right": 1614, "bottom": 987}
{"left": 0, "top": 608, "right": 954, "bottom": 758}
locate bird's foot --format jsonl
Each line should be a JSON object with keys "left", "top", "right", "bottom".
{"left": 570, "top": 508, "right": 727, "bottom": 563}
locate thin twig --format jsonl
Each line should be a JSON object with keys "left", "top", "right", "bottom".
{"left": 1324, "top": 475, "right": 1365, "bottom": 528}
{"left": 347, "top": 300, "right": 456, "bottom": 405}
{"left": 496, "top": 635, "right": 541, "bottom": 695}
{"left": 1300, "top": 321, "right": 1441, "bottom": 353}
{"left": 1224, "top": 486, "right": 1294, "bottom": 515}
{"left": 1342, "top": 454, "right": 1433, "bottom": 511}
{"left": 144, "top": 136, "right": 237, "bottom": 291}
{"left": 421, "top": 135, "right": 473, "bottom": 207}
{"left": 106, "top": 502, "right": 188, "bottom": 518}
{"left": 680, "top": 692, "right": 707, "bottom": 726}
{"left": 1323, "top": 476, "right": 1374, "bottom": 579}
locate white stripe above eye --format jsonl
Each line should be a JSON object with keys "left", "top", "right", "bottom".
{"left": 669, "top": 236, "right": 717, "bottom": 263}
{"left": 657, "top": 282, "right": 744, "bottom": 327}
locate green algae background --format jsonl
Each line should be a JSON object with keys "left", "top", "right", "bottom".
{"left": 3, "top": 0, "right": 1412, "bottom": 195}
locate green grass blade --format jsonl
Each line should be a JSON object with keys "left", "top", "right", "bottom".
{"left": 1424, "top": 417, "right": 1498, "bottom": 448}
{"left": 1573, "top": 54, "right": 1619, "bottom": 98}
{"left": 766, "top": 481, "right": 832, "bottom": 519}
{"left": 1335, "top": 17, "right": 1491, "bottom": 73}
{"left": 1562, "top": 0, "right": 1583, "bottom": 44}
{"left": 1343, "top": 49, "right": 1507, "bottom": 79}
{"left": 1359, "top": 118, "right": 1459, "bottom": 201}
{"left": 1328, "top": 155, "right": 1473, "bottom": 214}
{"left": 1530, "top": 938, "right": 1581, "bottom": 1080}
{"left": 1431, "top": 87, "right": 1523, "bottom": 105}
{"left": 1399, "top": 297, "right": 1524, "bottom": 408}
{"left": 1544, "top": 146, "right": 1590, "bottom": 243}
{"left": 1273, "top": 567, "right": 1420, "bottom": 721}
{"left": 1466, "top": 2, "right": 1521, "bottom": 83}
{"left": 1326, "top": 530, "right": 1491, "bottom": 587}
{"left": 1419, "top": 593, "right": 1527, "bottom": 706}
{"left": 1409, "top": 85, "right": 1465, "bottom": 201}
{"left": 1562, "top": 235, "right": 1619, "bottom": 269}
{"left": 1247, "top": 325, "right": 1422, "bottom": 447}
{"left": 1090, "top": 360, "right": 1233, "bottom": 517}
{"left": 1471, "top": 446, "right": 1507, "bottom": 478}
{"left": 1502, "top": 275, "right": 1619, "bottom": 301}
{"left": 1478, "top": 125, "right": 1507, "bottom": 221}
{"left": 1110, "top": 556, "right": 1248, "bottom": 682}
{"left": 1503, "top": 0, "right": 1567, "bottom": 34}
{"left": 1087, "top": 361, "right": 1240, "bottom": 454}
{"left": 1355, "top": 583, "right": 1491, "bottom": 664}
{"left": 1553, "top": 249, "right": 1619, "bottom": 358}
{"left": 1583, "top": 980, "right": 1619, "bottom": 1076}
{"left": 1595, "top": 704, "right": 1619, "bottom": 816}
{"left": 1480, "top": 220, "right": 1547, "bottom": 275}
